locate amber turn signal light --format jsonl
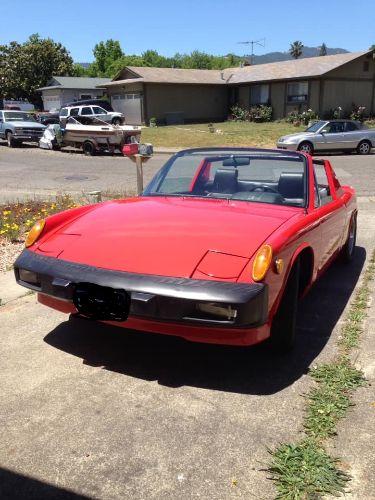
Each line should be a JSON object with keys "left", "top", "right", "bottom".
{"left": 25, "top": 219, "right": 45, "bottom": 248}
{"left": 252, "top": 244, "right": 273, "bottom": 281}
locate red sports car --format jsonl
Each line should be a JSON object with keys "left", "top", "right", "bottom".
{"left": 15, "top": 148, "right": 357, "bottom": 350}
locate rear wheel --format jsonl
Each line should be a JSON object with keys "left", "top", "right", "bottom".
{"left": 341, "top": 215, "right": 357, "bottom": 263}
{"left": 270, "top": 259, "right": 300, "bottom": 352}
{"left": 357, "top": 140, "right": 371, "bottom": 155}
{"left": 6, "top": 131, "right": 17, "bottom": 148}
{"left": 298, "top": 141, "right": 314, "bottom": 155}
{"left": 82, "top": 141, "right": 96, "bottom": 156}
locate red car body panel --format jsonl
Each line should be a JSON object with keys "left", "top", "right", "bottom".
{"left": 15, "top": 150, "right": 357, "bottom": 346}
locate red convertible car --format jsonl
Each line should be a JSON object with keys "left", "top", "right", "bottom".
{"left": 15, "top": 148, "right": 357, "bottom": 351}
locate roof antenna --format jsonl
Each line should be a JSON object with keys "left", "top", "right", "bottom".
{"left": 237, "top": 38, "right": 265, "bottom": 65}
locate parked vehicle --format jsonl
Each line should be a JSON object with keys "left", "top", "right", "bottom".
{"left": 277, "top": 119, "right": 375, "bottom": 155}
{"left": 15, "top": 148, "right": 357, "bottom": 351}
{"left": 57, "top": 116, "right": 140, "bottom": 155}
{"left": 59, "top": 105, "right": 124, "bottom": 126}
{"left": 37, "top": 112, "right": 60, "bottom": 126}
{"left": 64, "top": 99, "right": 114, "bottom": 112}
{"left": 0, "top": 110, "right": 45, "bottom": 147}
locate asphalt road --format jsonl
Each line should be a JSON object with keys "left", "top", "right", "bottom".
{"left": 1, "top": 144, "right": 375, "bottom": 499}
{"left": 0, "top": 143, "right": 374, "bottom": 202}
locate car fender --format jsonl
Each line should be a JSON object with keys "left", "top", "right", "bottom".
{"left": 269, "top": 242, "right": 314, "bottom": 319}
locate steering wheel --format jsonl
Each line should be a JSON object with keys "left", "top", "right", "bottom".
{"left": 252, "top": 184, "right": 279, "bottom": 194}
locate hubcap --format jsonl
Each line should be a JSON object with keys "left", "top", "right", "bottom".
{"left": 300, "top": 144, "right": 312, "bottom": 154}
{"left": 359, "top": 142, "right": 370, "bottom": 154}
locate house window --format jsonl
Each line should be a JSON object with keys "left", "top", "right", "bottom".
{"left": 363, "top": 61, "right": 370, "bottom": 72}
{"left": 80, "top": 94, "right": 92, "bottom": 99}
{"left": 287, "top": 81, "right": 308, "bottom": 103}
{"left": 250, "top": 84, "right": 269, "bottom": 105}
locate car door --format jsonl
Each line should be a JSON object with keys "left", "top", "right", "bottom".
{"left": 79, "top": 106, "right": 94, "bottom": 122}
{"left": 92, "top": 106, "right": 110, "bottom": 123}
{"left": 319, "top": 121, "right": 346, "bottom": 150}
{"left": 341, "top": 121, "right": 359, "bottom": 149}
{"left": 312, "top": 160, "right": 347, "bottom": 271}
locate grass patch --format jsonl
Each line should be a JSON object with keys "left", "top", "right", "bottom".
{"left": 268, "top": 251, "right": 375, "bottom": 499}
{"left": 142, "top": 121, "right": 304, "bottom": 148}
{"left": 269, "top": 439, "right": 350, "bottom": 499}
{"left": 304, "top": 359, "right": 365, "bottom": 439}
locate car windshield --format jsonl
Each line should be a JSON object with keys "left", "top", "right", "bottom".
{"left": 4, "top": 112, "right": 36, "bottom": 121}
{"left": 144, "top": 150, "right": 307, "bottom": 208}
{"left": 305, "top": 120, "right": 326, "bottom": 132}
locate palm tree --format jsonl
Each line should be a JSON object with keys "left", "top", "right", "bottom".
{"left": 289, "top": 41, "right": 304, "bottom": 59}
{"left": 319, "top": 43, "right": 327, "bottom": 56}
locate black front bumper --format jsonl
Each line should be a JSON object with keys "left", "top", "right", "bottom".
{"left": 14, "top": 250, "right": 268, "bottom": 328}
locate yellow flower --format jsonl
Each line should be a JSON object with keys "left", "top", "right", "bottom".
{"left": 2, "top": 210, "right": 11, "bottom": 216}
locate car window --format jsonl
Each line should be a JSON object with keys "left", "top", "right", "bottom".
{"left": 60, "top": 108, "right": 68, "bottom": 117}
{"left": 92, "top": 106, "right": 107, "bottom": 115}
{"left": 3, "top": 112, "right": 36, "bottom": 121}
{"left": 81, "top": 107, "right": 93, "bottom": 115}
{"left": 345, "top": 121, "right": 358, "bottom": 132}
{"left": 70, "top": 108, "right": 79, "bottom": 116}
{"left": 324, "top": 122, "right": 345, "bottom": 133}
{"left": 145, "top": 152, "right": 307, "bottom": 208}
{"left": 313, "top": 162, "right": 333, "bottom": 206}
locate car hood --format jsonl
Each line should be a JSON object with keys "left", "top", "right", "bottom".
{"left": 36, "top": 197, "right": 299, "bottom": 279}
{"left": 279, "top": 131, "right": 315, "bottom": 142}
{"left": 6, "top": 120, "right": 46, "bottom": 129}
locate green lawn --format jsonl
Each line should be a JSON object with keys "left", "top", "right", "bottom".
{"left": 141, "top": 121, "right": 305, "bottom": 148}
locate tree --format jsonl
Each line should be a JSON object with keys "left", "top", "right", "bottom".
{"left": 369, "top": 44, "right": 375, "bottom": 51}
{"left": 89, "top": 39, "right": 123, "bottom": 76}
{"left": 319, "top": 43, "right": 327, "bottom": 56}
{"left": 0, "top": 34, "right": 74, "bottom": 108}
{"left": 289, "top": 41, "right": 304, "bottom": 59}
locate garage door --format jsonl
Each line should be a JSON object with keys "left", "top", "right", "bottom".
{"left": 43, "top": 96, "right": 61, "bottom": 111}
{"left": 111, "top": 94, "right": 143, "bottom": 125}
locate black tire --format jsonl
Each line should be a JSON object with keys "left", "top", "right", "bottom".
{"left": 298, "top": 141, "right": 314, "bottom": 155}
{"left": 82, "top": 141, "right": 96, "bottom": 156}
{"left": 341, "top": 214, "right": 357, "bottom": 263}
{"left": 6, "top": 131, "right": 17, "bottom": 148}
{"left": 357, "top": 140, "right": 371, "bottom": 155}
{"left": 269, "top": 259, "right": 300, "bottom": 352}
{"left": 112, "top": 117, "right": 122, "bottom": 126}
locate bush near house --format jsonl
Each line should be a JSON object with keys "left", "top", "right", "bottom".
{"left": 229, "top": 104, "right": 273, "bottom": 122}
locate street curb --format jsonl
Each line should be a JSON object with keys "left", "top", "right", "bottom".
{"left": 0, "top": 270, "right": 29, "bottom": 306}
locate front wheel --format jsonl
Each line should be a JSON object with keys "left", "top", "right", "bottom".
{"left": 269, "top": 259, "right": 300, "bottom": 352}
{"left": 357, "top": 140, "right": 371, "bottom": 155}
{"left": 7, "top": 131, "right": 17, "bottom": 148}
{"left": 112, "top": 117, "right": 122, "bottom": 126}
{"left": 298, "top": 141, "right": 314, "bottom": 155}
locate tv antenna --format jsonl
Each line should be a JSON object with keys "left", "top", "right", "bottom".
{"left": 237, "top": 38, "right": 265, "bottom": 65}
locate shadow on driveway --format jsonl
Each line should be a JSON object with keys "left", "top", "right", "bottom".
{"left": 44, "top": 247, "right": 366, "bottom": 395}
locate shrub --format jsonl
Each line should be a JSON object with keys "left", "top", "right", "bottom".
{"left": 229, "top": 104, "right": 272, "bottom": 122}
{"left": 350, "top": 105, "right": 366, "bottom": 122}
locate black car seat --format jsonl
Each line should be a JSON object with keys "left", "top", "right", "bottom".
{"left": 278, "top": 172, "right": 305, "bottom": 206}
{"left": 212, "top": 168, "right": 238, "bottom": 194}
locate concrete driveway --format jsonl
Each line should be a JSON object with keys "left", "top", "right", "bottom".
{"left": 0, "top": 147, "right": 375, "bottom": 499}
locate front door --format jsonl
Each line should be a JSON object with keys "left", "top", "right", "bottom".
{"left": 317, "top": 121, "right": 346, "bottom": 150}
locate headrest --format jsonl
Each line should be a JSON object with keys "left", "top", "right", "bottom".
{"left": 213, "top": 168, "right": 238, "bottom": 194}
{"left": 278, "top": 172, "right": 304, "bottom": 199}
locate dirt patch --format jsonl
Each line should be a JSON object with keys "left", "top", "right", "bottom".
{"left": 0, "top": 238, "right": 23, "bottom": 273}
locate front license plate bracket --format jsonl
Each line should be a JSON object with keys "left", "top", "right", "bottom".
{"left": 73, "top": 282, "right": 130, "bottom": 322}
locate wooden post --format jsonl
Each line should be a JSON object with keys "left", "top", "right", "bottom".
{"left": 135, "top": 154, "right": 144, "bottom": 195}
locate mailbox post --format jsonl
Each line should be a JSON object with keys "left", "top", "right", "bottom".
{"left": 123, "top": 143, "right": 153, "bottom": 195}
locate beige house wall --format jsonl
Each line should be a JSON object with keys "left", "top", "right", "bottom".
{"left": 106, "top": 82, "right": 144, "bottom": 95}
{"left": 238, "top": 86, "right": 250, "bottom": 108}
{"left": 326, "top": 54, "right": 375, "bottom": 79}
{"left": 269, "top": 82, "right": 285, "bottom": 119}
{"left": 309, "top": 80, "right": 320, "bottom": 112}
{"left": 144, "top": 84, "right": 227, "bottom": 122}
{"left": 322, "top": 80, "right": 373, "bottom": 114}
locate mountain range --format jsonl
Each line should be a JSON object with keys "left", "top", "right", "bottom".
{"left": 246, "top": 46, "right": 348, "bottom": 65}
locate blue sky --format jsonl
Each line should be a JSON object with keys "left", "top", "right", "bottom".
{"left": 1, "top": 0, "right": 373, "bottom": 62}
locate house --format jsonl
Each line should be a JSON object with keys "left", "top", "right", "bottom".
{"left": 37, "top": 76, "right": 111, "bottom": 111}
{"left": 98, "top": 50, "right": 375, "bottom": 125}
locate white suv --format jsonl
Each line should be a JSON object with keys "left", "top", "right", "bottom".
{"left": 60, "top": 105, "right": 124, "bottom": 126}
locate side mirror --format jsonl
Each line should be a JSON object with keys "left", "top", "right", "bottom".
{"left": 320, "top": 128, "right": 329, "bottom": 134}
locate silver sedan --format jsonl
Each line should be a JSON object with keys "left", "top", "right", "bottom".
{"left": 277, "top": 120, "right": 375, "bottom": 155}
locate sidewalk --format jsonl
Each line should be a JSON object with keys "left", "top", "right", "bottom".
{"left": 0, "top": 270, "right": 29, "bottom": 306}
